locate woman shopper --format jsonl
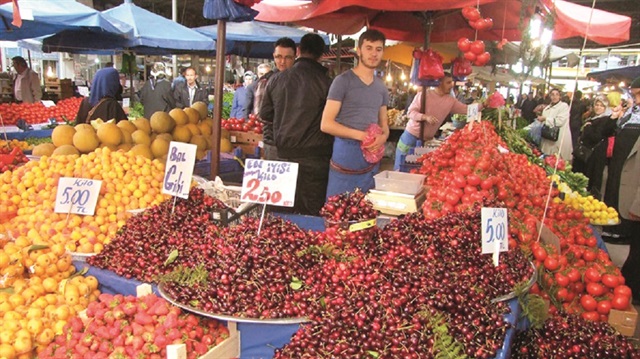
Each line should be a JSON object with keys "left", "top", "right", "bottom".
{"left": 537, "top": 88, "right": 572, "bottom": 161}
{"left": 75, "top": 67, "right": 127, "bottom": 124}
{"left": 572, "top": 96, "right": 612, "bottom": 181}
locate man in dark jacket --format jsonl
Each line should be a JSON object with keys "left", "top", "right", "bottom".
{"left": 260, "top": 33, "right": 333, "bottom": 215}
{"left": 173, "top": 67, "right": 209, "bottom": 109}
{"left": 521, "top": 92, "right": 538, "bottom": 123}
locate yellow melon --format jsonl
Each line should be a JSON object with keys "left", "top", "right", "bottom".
{"left": 99, "top": 144, "right": 118, "bottom": 152}
{"left": 156, "top": 133, "right": 173, "bottom": 142}
{"left": 150, "top": 111, "right": 176, "bottom": 134}
{"left": 150, "top": 138, "right": 170, "bottom": 159}
{"left": 169, "top": 108, "right": 189, "bottom": 126}
{"left": 191, "top": 101, "right": 209, "bottom": 121}
{"left": 121, "top": 130, "right": 133, "bottom": 144}
{"left": 196, "top": 149, "right": 207, "bottom": 160}
{"left": 52, "top": 145, "right": 79, "bottom": 156}
{"left": 96, "top": 123, "right": 123, "bottom": 146}
{"left": 183, "top": 108, "right": 200, "bottom": 124}
{"left": 73, "top": 130, "right": 100, "bottom": 153}
{"left": 117, "top": 120, "right": 137, "bottom": 134}
{"left": 221, "top": 128, "right": 230, "bottom": 140}
{"left": 198, "top": 122, "right": 212, "bottom": 136}
{"left": 186, "top": 123, "right": 201, "bottom": 136}
{"left": 51, "top": 125, "right": 76, "bottom": 147}
{"left": 204, "top": 136, "right": 212, "bottom": 150}
{"left": 190, "top": 135, "right": 207, "bottom": 152}
{"left": 74, "top": 123, "right": 94, "bottom": 133}
{"left": 32, "top": 143, "right": 56, "bottom": 157}
{"left": 130, "top": 144, "right": 153, "bottom": 160}
{"left": 172, "top": 125, "right": 192, "bottom": 143}
{"left": 132, "top": 118, "right": 151, "bottom": 134}
{"left": 131, "top": 130, "right": 151, "bottom": 146}
{"left": 117, "top": 143, "right": 132, "bottom": 152}
{"left": 220, "top": 138, "right": 233, "bottom": 153}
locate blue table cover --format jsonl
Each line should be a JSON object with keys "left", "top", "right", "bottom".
{"left": 4, "top": 129, "right": 53, "bottom": 140}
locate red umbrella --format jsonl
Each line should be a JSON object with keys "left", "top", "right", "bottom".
{"left": 254, "top": 0, "right": 630, "bottom": 46}
{"left": 0, "top": 0, "right": 21, "bottom": 27}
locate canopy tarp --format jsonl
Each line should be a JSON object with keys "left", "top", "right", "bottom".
{"left": 195, "top": 21, "right": 329, "bottom": 58}
{"left": 254, "top": 0, "right": 631, "bottom": 46}
{"left": 100, "top": 0, "right": 215, "bottom": 54}
{"left": 587, "top": 65, "right": 640, "bottom": 84}
{"left": 0, "top": 0, "right": 132, "bottom": 41}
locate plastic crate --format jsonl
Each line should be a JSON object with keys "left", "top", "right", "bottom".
{"left": 373, "top": 170, "right": 426, "bottom": 195}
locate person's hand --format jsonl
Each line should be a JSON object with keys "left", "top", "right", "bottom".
{"left": 364, "top": 133, "right": 387, "bottom": 151}
{"left": 537, "top": 115, "right": 546, "bottom": 122}
{"left": 419, "top": 114, "right": 438, "bottom": 124}
{"left": 610, "top": 105, "right": 624, "bottom": 119}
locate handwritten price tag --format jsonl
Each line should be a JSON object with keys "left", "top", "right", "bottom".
{"left": 162, "top": 141, "right": 197, "bottom": 199}
{"left": 241, "top": 159, "right": 298, "bottom": 207}
{"left": 481, "top": 207, "right": 509, "bottom": 262}
{"left": 467, "top": 103, "right": 480, "bottom": 123}
{"left": 54, "top": 178, "right": 102, "bottom": 215}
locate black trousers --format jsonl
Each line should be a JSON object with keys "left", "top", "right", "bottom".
{"left": 276, "top": 155, "right": 330, "bottom": 216}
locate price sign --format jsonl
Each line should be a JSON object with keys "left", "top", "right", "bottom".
{"left": 54, "top": 177, "right": 102, "bottom": 215}
{"left": 481, "top": 207, "right": 508, "bottom": 256}
{"left": 162, "top": 141, "right": 197, "bottom": 199}
{"left": 41, "top": 100, "right": 56, "bottom": 108}
{"left": 467, "top": 103, "right": 480, "bottom": 123}
{"left": 241, "top": 159, "right": 298, "bottom": 207}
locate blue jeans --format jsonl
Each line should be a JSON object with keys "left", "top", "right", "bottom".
{"left": 394, "top": 130, "right": 419, "bottom": 171}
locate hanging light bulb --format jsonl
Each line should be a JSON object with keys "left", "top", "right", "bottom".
{"left": 528, "top": 14, "right": 542, "bottom": 41}
{"left": 205, "top": 65, "right": 211, "bottom": 73}
{"left": 386, "top": 73, "right": 392, "bottom": 82}
{"left": 46, "top": 66, "right": 54, "bottom": 78}
{"left": 400, "top": 72, "right": 406, "bottom": 81}
{"left": 620, "top": 81, "right": 626, "bottom": 87}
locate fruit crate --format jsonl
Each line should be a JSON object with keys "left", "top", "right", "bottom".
{"left": 373, "top": 170, "right": 426, "bottom": 195}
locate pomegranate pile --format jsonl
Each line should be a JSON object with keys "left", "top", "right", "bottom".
{"left": 39, "top": 293, "right": 229, "bottom": 359}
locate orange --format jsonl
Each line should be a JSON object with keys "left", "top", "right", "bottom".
{"left": 0, "top": 343, "right": 16, "bottom": 359}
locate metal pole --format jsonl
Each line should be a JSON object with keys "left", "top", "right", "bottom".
{"left": 172, "top": 0, "right": 178, "bottom": 79}
{"left": 210, "top": 20, "right": 226, "bottom": 179}
{"left": 336, "top": 35, "right": 342, "bottom": 75}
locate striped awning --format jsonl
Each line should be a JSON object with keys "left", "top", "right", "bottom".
{"left": 323, "top": 48, "right": 355, "bottom": 59}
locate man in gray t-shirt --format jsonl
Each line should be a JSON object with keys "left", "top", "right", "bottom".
{"left": 321, "top": 29, "right": 390, "bottom": 197}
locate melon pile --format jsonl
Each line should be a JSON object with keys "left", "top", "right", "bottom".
{"left": 32, "top": 102, "right": 213, "bottom": 162}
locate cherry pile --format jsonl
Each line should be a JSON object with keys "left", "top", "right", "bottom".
{"left": 87, "top": 188, "right": 230, "bottom": 282}
{"left": 512, "top": 312, "right": 640, "bottom": 358}
{"left": 275, "top": 205, "right": 534, "bottom": 358}
{"left": 320, "top": 188, "right": 378, "bottom": 224}
{"left": 161, "top": 217, "right": 324, "bottom": 319}
{"left": 40, "top": 293, "right": 229, "bottom": 359}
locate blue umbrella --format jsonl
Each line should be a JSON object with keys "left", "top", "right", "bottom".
{"left": 203, "top": 0, "right": 258, "bottom": 22}
{"left": 101, "top": 0, "right": 215, "bottom": 53}
{"left": 0, "top": 0, "right": 132, "bottom": 41}
{"left": 196, "top": 21, "right": 329, "bottom": 59}
{"left": 202, "top": 0, "right": 258, "bottom": 178}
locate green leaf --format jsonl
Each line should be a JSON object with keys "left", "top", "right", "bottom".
{"left": 28, "top": 244, "right": 49, "bottom": 253}
{"left": 164, "top": 249, "right": 179, "bottom": 266}
{"left": 0, "top": 287, "right": 14, "bottom": 294}
{"left": 188, "top": 300, "right": 199, "bottom": 307}
{"left": 319, "top": 297, "right": 326, "bottom": 308}
{"left": 367, "top": 351, "right": 379, "bottom": 358}
{"left": 290, "top": 281, "right": 302, "bottom": 290}
{"left": 68, "top": 267, "right": 89, "bottom": 279}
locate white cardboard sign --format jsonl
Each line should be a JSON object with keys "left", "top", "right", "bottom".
{"left": 54, "top": 177, "right": 102, "bottom": 216}
{"left": 162, "top": 141, "right": 197, "bottom": 199}
{"left": 467, "top": 103, "right": 480, "bottom": 123}
{"left": 241, "top": 159, "right": 298, "bottom": 207}
{"left": 481, "top": 207, "right": 509, "bottom": 265}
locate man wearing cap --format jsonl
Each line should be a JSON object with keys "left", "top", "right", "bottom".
{"left": 11, "top": 56, "right": 41, "bottom": 104}
{"left": 230, "top": 71, "right": 255, "bottom": 119}
{"left": 173, "top": 67, "right": 208, "bottom": 109}
{"left": 140, "top": 62, "right": 175, "bottom": 119}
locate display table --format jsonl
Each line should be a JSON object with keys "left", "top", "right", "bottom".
{"left": 3, "top": 128, "right": 53, "bottom": 140}
{"left": 71, "top": 212, "right": 527, "bottom": 359}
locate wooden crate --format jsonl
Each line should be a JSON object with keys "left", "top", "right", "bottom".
{"left": 199, "top": 321, "right": 240, "bottom": 359}
{"left": 45, "top": 78, "right": 72, "bottom": 86}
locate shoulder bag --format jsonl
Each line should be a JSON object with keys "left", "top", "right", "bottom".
{"left": 541, "top": 117, "right": 560, "bottom": 142}
{"left": 85, "top": 98, "right": 109, "bottom": 123}
{"left": 573, "top": 140, "right": 595, "bottom": 162}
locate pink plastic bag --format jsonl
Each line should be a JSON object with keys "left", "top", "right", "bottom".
{"left": 361, "top": 124, "right": 385, "bottom": 164}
